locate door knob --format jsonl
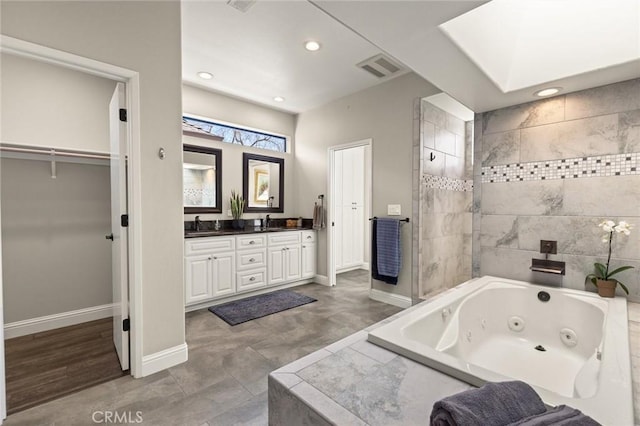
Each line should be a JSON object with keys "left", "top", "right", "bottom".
{"left": 105, "top": 234, "right": 114, "bottom": 241}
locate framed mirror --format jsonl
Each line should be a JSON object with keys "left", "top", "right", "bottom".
{"left": 243, "top": 153, "right": 284, "bottom": 213}
{"left": 183, "top": 144, "right": 222, "bottom": 213}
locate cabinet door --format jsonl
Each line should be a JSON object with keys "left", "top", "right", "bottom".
{"left": 341, "top": 204, "right": 356, "bottom": 267}
{"left": 285, "top": 245, "right": 302, "bottom": 282}
{"left": 185, "top": 254, "right": 212, "bottom": 304}
{"left": 268, "top": 246, "right": 286, "bottom": 286}
{"left": 212, "top": 252, "right": 236, "bottom": 297}
{"left": 301, "top": 242, "right": 316, "bottom": 279}
{"left": 352, "top": 205, "right": 365, "bottom": 265}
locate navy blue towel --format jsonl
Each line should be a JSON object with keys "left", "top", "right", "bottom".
{"left": 430, "top": 381, "right": 547, "bottom": 426}
{"left": 372, "top": 218, "right": 401, "bottom": 285}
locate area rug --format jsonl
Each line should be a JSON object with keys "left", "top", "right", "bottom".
{"left": 208, "top": 290, "right": 317, "bottom": 325}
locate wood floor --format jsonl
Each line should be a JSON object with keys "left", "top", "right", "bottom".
{"left": 4, "top": 317, "right": 126, "bottom": 414}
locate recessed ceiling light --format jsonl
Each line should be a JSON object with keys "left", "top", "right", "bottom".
{"left": 273, "top": 96, "right": 285, "bottom": 102}
{"left": 197, "top": 71, "right": 213, "bottom": 80}
{"left": 304, "top": 41, "right": 321, "bottom": 52}
{"left": 534, "top": 87, "right": 561, "bottom": 97}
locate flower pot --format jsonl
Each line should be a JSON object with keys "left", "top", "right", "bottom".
{"left": 231, "top": 219, "right": 245, "bottom": 230}
{"left": 596, "top": 279, "right": 617, "bottom": 298}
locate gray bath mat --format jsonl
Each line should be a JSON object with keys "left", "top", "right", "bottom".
{"left": 208, "top": 290, "right": 317, "bottom": 325}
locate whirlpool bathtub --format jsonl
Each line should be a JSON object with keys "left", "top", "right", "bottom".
{"left": 368, "top": 276, "right": 633, "bottom": 425}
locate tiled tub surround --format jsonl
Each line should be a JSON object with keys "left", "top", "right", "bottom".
{"left": 268, "top": 291, "right": 640, "bottom": 425}
{"left": 418, "top": 101, "right": 474, "bottom": 298}
{"left": 474, "top": 78, "right": 640, "bottom": 303}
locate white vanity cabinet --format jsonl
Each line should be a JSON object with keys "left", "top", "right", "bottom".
{"left": 301, "top": 230, "right": 317, "bottom": 279}
{"left": 236, "top": 234, "right": 267, "bottom": 292}
{"left": 185, "top": 229, "right": 316, "bottom": 307}
{"left": 267, "top": 232, "right": 301, "bottom": 286}
{"left": 184, "top": 237, "right": 236, "bottom": 305}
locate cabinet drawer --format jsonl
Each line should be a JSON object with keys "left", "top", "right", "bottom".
{"left": 236, "top": 234, "right": 266, "bottom": 250}
{"left": 237, "top": 268, "right": 267, "bottom": 292}
{"left": 268, "top": 231, "right": 301, "bottom": 246}
{"left": 185, "top": 237, "right": 235, "bottom": 255}
{"left": 301, "top": 230, "right": 316, "bottom": 243}
{"left": 237, "top": 249, "right": 267, "bottom": 270}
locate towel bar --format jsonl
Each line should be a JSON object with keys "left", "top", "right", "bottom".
{"left": 369, "top": 217, "right": 410, "bottom": 223}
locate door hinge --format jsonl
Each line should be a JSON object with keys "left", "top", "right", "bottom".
{"left": 119, "top": 108, "right": 127, "bottom": 122}
{"left": 121, "top": 214, "right": 129, "bottom": 227}
{"left": 123, "top": 318, "right": 130, "bottom": 332}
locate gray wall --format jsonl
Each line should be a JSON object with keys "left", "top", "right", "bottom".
{"left": 419, "top": 101, "right": 473, "bottom": 298}
{"left": 1, "top": 158, "right": 112, "bottom": 323}
{"left": 182, "top": 84, "right": 297, "bottom": 222}
{"left": 1, "top": 53, "right": 116, "bottom": 152}
{"left": 1, "top": 0, "right": 185, "bottom": 358}
{"left": 295, "top": 73, "right": 440, "bottom": 298}
{"left": 474, "top": 78, "right": 640, "bottom": 302}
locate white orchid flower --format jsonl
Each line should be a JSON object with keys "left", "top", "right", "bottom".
{"left": 601, "top": 235, "right": 609, "bottom": 243}
{"left": 598, "top": 220, "right": 616, "bottom": 232}
{"left": 615, "top": 221, "right": 633, "bottom": 235}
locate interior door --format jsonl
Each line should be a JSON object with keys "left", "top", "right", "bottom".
{"left": 109, "top": 82, "right": 129, "bottom": 370}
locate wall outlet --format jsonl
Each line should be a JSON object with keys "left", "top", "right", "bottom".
{"left": 227, "top": 210, "right": 232, "bottom": 217}
{"left": 387, "top": 204, "right": 401, "bottom": 216}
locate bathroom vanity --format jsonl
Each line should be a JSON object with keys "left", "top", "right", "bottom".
{"left": 184, "top": 229, "right": 316, "bottom": 308}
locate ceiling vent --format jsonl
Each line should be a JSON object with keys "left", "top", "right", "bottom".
{"left": 357, "top": 54, "right": 407, "bottom": 80}
{"left": 227, "top": 0, "right": 257, "bottom": 13}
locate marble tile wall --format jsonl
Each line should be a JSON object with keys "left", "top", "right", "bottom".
{"left": 419, "top": 100, "right": 473, "bottom": 298}
{"left": 475, "top": 78, "right": 640, "bottom": 302}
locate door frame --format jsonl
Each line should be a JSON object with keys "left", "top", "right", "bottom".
{"left": 327, "top": 139, "right": 373, "bottom": 287}
{"left": 0, "top": 36, "right": 143, "bottom": 394}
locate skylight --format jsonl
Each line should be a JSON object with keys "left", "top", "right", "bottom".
{"left": 439, "top": 0, "right": 640, "bottom": 93}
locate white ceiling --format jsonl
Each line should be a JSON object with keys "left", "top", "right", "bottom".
{"left": 181, "top": 0, "right": 391, "bottom": 113}
{"left": 182, "top": 0, "right": 640, "bottom": 115}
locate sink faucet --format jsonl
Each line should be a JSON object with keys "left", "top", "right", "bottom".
{"left": 265, "top": 214, "right": 271, "bottom": 228}
{"left": 195, "top": 215, "right": 201, "bottom": 232}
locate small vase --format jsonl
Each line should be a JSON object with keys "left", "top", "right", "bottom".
{"left": 596, "top": 279, "right": 617, "bottom": 298}
{"left": 231, "top": 219, "right": 245, "bottom": 230}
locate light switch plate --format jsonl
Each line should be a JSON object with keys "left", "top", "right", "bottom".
{"left": 387, "top": 204, "right": 401, "bottom": 216}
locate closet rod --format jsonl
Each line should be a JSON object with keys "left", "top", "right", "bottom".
{"left": 0, "top": 145, "right": 111, "bottom": 160}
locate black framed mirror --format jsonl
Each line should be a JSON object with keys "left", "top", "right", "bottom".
{"left": 183, "top": 144, "right": 222, "bottom": 213}
{"left": 243, "top": 153, "right": 284, "bottom": 213}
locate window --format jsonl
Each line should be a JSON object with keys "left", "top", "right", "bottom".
{"left": 183, "top": 116, "right": 287, "bottom": 153}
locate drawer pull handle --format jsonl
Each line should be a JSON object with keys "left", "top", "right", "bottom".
{"left": 249, "top": 258, "right": 255, "bottom": 262}
{"left": 249, "top": 277, "right": 256, "bottom": 281}
{"left": 249, "top": 240, "right": 255, "bottom": 245}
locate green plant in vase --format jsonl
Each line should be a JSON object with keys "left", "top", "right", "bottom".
{"left": 585, "top": 219, "right": 634, "bottom": 297}
{"left": 230, "top": 190, "right": 245, "bottom": 229}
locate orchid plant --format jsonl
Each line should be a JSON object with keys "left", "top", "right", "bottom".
{"left": 585, "top": 219, "right": 634, "bottom": 295}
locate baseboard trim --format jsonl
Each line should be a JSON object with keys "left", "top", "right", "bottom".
{"left": 140, "top": 343, "right": 188, "bottom": 377}
{"left": 4, "top": 303, "right": 114, "bottom": 339}
{"left": 185, "top": 279, "right": 316, "bottom": 312}
{"left": 369, "top": 288, "right": 412, "bottom": 309}
{"left": 314, "top": 274, "right": 330, "bottom": 286}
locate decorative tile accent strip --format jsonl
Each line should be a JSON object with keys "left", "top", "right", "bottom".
{"left": 481, "top": 152, "right": 640, "bottom": 183}
{"left": 423, "top": 174, "right": 474, "bottom": 192}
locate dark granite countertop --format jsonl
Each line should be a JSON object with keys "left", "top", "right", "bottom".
{"left": 184, "top": 226, "right": 313, "bottom": 238}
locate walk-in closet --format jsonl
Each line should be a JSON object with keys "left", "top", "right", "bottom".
{"left": 1, "top": 52, "right": 126, "bottom": 413}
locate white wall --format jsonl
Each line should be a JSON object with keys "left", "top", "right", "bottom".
{"left": 182, "top": 84, "right": 296, "bottom": 221}
{"left": 1, "top": 53, "right": 116, "bottom": 152}
{"left": 295, "top": 73, "right": 440, "bottom": 298}
{"left": 1, "top": 1, "right": 185, "bottom": 358}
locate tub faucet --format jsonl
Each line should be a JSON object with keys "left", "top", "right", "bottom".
{"left": 195, "top": 215, "right": 201, "bottom": 231}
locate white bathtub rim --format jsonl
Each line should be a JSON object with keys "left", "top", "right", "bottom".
{"left": 367, "top": 275, "right": 633, "bottom": 426}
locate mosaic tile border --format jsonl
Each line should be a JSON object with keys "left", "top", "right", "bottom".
{"left": 481, "top": 152, "right": 640, "bottom": 183}
{"left": 423, "top": 174, "right": 474, "bottom": 192}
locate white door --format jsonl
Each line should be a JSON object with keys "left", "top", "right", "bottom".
{"left": 109, "top": 82, "right": 129, "bottom": 371}
{"left": 285, "top": 245, "right": 302, "bottom": 282}
{"left": 268, "top": 247, "right": 286, "bottom": 285}
{"left": 185, "top": 255, "right": 213, "bottom": 304}
{"left": 301, "top": 242, "right": 316, "bottom": 279}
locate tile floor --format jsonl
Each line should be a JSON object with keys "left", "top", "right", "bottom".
{"left": 4, "top": 270, "right": 400, "bottom": 425}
